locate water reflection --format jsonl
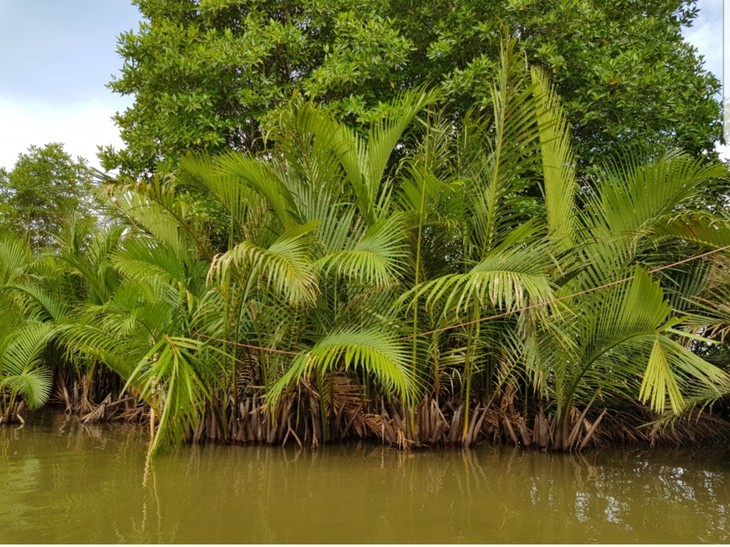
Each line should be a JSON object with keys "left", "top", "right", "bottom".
{"left": 1, "top": 413, "right": 729, "bottom": 543}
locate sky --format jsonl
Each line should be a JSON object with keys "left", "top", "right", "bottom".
{"left": 0, "top": 0, "right": 140, "bottom": 170}
{"left": 683, "top": 0, "right": 724, "bottom": 89}
{"left": 0, "top": 0, "right": 725, "bottom": 171}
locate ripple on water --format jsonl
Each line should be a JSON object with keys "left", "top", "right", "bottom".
{"left": 1, "top": 412, "right": 729, "bottom": 543}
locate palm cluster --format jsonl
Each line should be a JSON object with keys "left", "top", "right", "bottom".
{"left": 2, "top": 41, "right": 729, "bottom": 452}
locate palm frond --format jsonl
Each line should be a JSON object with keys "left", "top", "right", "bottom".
{"left": 209, "top": 222, "right": 319, "bottom": 306}
{"left": 266, "top": 328, "right": 419, "bottom": 408}
{"left": 113, "top": 237, "right": 190, "bottom": 290}
{"left": 212, "top": 151, "right": 299, "bottom": 230}
{"left": 56, "top": 321, "right": 142, "bottom": 380}
{"left": 639, "top": 335, "right": 730, "bottom": 414}
{"left": 409, "top": 245, "right": 554, "bottom": 318}
{"left": 0, "top": 322, "right": 55, "bottom": 409}
{"left": 318, "top": 215, "right": 408, "bottom": 288}
{"left": 126, "top": 335, "right": 214, "bottom": 454}
{"left": 531, "top": 67, "right": 577, "bottom": 250}
{"left": 464, "top": 39, "right": 543, "bottom": 256}
{"left": 659, "top": 211, "right": 730, "bottom": 249}
{"left": 8, "top": 282, "right": 70, "bottom": 321}
{"left": 328, "top": 89, "right": 439, "bottom": 225}
{"left": 179, "top": 153, "right": 271, "bottom": 243}
{"left": 584, "top": 151, "right": 727, "bottom": 238}
{"left": 0, "top": 237, "right": 33, "bottom": 285}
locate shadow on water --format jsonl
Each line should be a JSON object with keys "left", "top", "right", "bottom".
{"left": 1, "top": 411, "right": 729, "bottom": 543}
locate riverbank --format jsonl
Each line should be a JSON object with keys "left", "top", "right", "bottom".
{"left": 12, "top": 396, "right": 730, "bottom": 455}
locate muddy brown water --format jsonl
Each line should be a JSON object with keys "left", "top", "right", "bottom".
{"left": 1, "top": 412, "right": 729, "bottom": 543}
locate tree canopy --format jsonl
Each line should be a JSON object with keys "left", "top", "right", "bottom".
{"left": 0, "top": 143, "right": 94, "bottom": 250}
{"left": 103, "top": 0, "right": 721, "bottom": 177}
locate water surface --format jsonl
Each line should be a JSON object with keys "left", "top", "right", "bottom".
{"left": 1, "top": 412, "right": 728, "bottom": 543}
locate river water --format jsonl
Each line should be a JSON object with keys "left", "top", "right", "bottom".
{"left": 1, "top": 412, "right": 729, "bottom": 543}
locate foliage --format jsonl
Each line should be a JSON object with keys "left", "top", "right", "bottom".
{"left": 0, "top": 237, "right": 55, "bottom": 419}
{"left": 0, "top": 144, "right": 95, "bottom": 251}
{"left": 103, "top": 0, "right": 720, "bottom": 177}
{"left": 102, "top": 42, "right": 730, "bottom": 451}
{"left": 3, "top": 37, "right": 729, "bottom": 453}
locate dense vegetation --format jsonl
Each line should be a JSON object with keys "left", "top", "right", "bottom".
{"left": 1, "top": 40, "right": 728, "bottom": 454}
{"left": 0, "top": 144, "right": 94, "bottom": 251}
{"left": 101, "top": 0, "right": 721, "bottom": 177}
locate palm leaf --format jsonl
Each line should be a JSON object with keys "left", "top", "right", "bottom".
{"left": 531, "top": 67, "right": 577, "bottom": 250}
{"left": 125, "top": 335, "right": 214, "bottom": 454}
{"left": 0, "top": 322, "right": 55, "bottom": 409}
{"left": 211, "top": 151, "right": 299, "bottom": 230}
{"left": 409, "top": 245, "right": 554, "bottom": 318}
{"left": 266, "top": 328, "right": 419, "bottom": 408}
{"left": 327, "top": 89, "right": 439, "bottom": 225}
{"left": 583, "top": 151, "right": 727, "bottom": 238}
{"left": 0, "top": 237, "right": 33, "bottom": 285}
{"left": 209, "top": 222, "right": 319, "bottom": 307}
{"left": 318, "top": 215, "right": 408, "bottom": 288}
{"left": 639, "top": 335, "right": 730, "bottom": 414}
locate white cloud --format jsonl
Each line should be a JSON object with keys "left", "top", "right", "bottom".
{"left": 682, "top": 2, "right": 723, "bottom": 85}
{"left": 0, "top": 95, "right": 131, "bottom": 171}
{"left": 716, "top": 143, "right": 730, "bottom": 162}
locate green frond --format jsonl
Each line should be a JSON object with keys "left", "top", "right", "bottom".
{"left": 56, "top": 318, "right": 147, "bottom": 380}
{"left": 126, "top": 335, "right": 213, "bottom": 454}
{"left": 366, "top": 89, "right": 440, "bottom": 195}
{"left": 472, "top": 41, "right": 543, "bottom": 252}
{"left": 411, "top": 245, "right": 554, "bottom": 317}
{"left": 268, "top": 99, "right": 352, "bottom": 200}
{"left": 113, "top": 238, "right": 190, "bottom": 290}
{"left": 209, "top": 222, "right": 319, "bottom": 306}
{"left": 179, "top": 153, "right": 271, "bottom": 242}
{"left": 0, "top": 368, "right": 52, "bottom": 410}
{"left": 56, "top": 223, "right": 123, "bottom": 305}
{"left": 396, "top": 167, "right": 464, "bottom": 233}
{"left": 266, "top": 328, "right": 419, "bottom": 408}
{"left": 612, "top": 266, "right": 672, "bottom": 339}
{"left": 211, "top": 151, "right": 298, "bottom": 230}
{"left": 639, "top": 336, "right": 685, "bottom": 414}
{"left": 0, "top": 322, "right": 55, "bottom": 409}
{"left": 0, "top": 237, "right": 33, "bottom": 285}
{"left": 639, "top": 335, "right": 730, "bottom": 414}
{"left": 571, "top": 267, "right": 671, "bottom": 367}
{"left": 328, "top": 89, "right": 439, "bottom": 225}
{"left": 115, "top": 193, "right": 176, "bottom": 243}
{"left": 584, "top": 151, "right": 727, "bottom": 237}
{"left": 659, "top": 212, "right": 730, "bottom": 249}
{"left": 531, "top": 67, "right": 577, "bottom": 250}
{"left": 318, "top": 215, "right": 408, "bottom": 288}
{"left": 309, "top": 201, "right": 360, "bottom": 255}
{"left": 8, "top": 282, "right": 70, "bottom": 321}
